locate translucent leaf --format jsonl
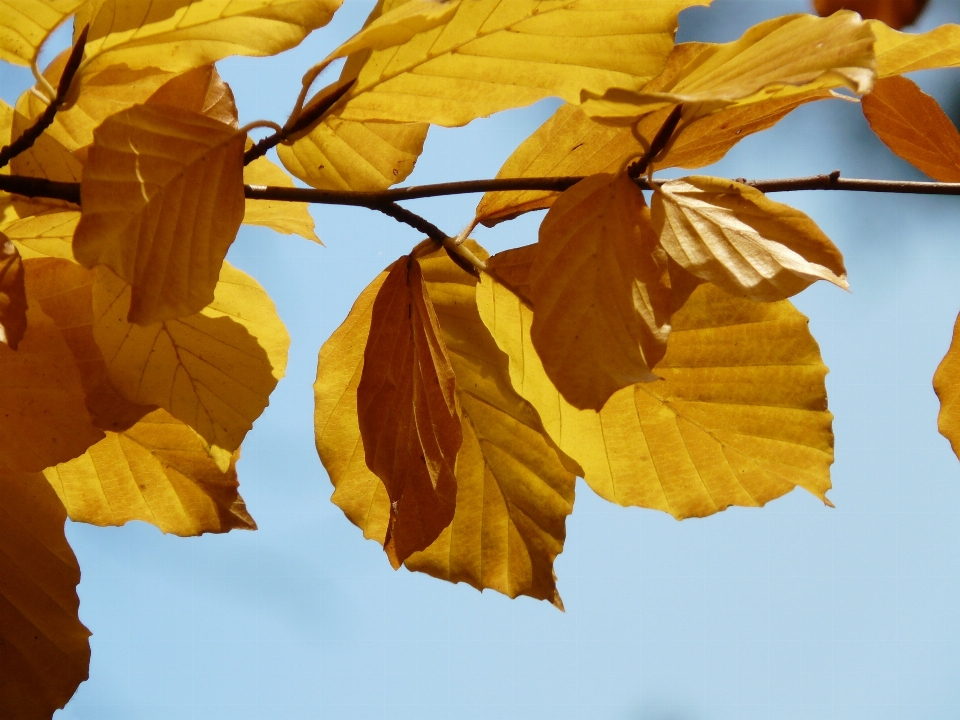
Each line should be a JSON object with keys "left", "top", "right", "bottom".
{"left": 872, "top": 20, "right": 960, "bottom": 77}
{"left": 0, "top": 471, "right": 90, "bottom": 719}
{"left": 3, "top": 211, "right": 79, "bottom": 261}
{"left": 244, "top": 147, "right": 321, "bottom": 243}
{"left": 0, "top": 236, "right": 27, "bottom": 350}
{"left": 0, "top": 0, "right": 83, "bottom": 65}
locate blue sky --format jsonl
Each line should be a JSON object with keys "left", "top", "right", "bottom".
{"left": 6, "top": 0, "right": 960, "bottom": 717}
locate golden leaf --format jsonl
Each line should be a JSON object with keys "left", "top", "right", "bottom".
{"left": 0, "top": 235, "right": 27, "bottom": 350}
{"left": 44, "top": 408, "right": 255, "bottom": 536}
{"left": 324, "top": 0, "right": 709, "bottom": 127}
{"left": 92, "top": 263, "right": 289, "bottom": 471}
{"left": 934, "top": 311, "right": 960, "bottom": 461}
{"left": 581, "top": 12, "right": 875, "bottom": 123}
{"left": 0, "top": 301, "right": 104, "bottom": 473}
{"left": 862, "top": 75, "right": 960, "bottom": 182}
{"left": 651, "top": 176, "right": 848, "bottom": 301}
{"left": 871, "top": 20, "right": 960, "bottom": 77}
{"left": 478, "top": 268, "right": 835, "bottom": 518}
{"left": 0, "top": 0, "right": 83, "bottom": 65}
{"left": 74, "top": 0, "right": 343, "bottom": 79}
{"left": 244, "top": 146, "right": 321, "bottom": 242}
{"left": 316, "top": 246, "right": 576, "bottom": 605}
{"left": 357, "top": 255, "right": 461, "bottom": 566}
{"left": 144, "top": 64, "right": 239, "bottom": 127}
{"left": 0, "top": 471, "right": 90, "bottom": 720}
{"left": 72, "top": 103, "right": 246, "bottom": 323}
{"left": 3, "top": 210, "right": 79, "bottom": 261}
{"left": 530, "top": 173, "right": 671, "bottom": 411}
{"left": 815, "top": 0, "right": 927, "bottom": 30}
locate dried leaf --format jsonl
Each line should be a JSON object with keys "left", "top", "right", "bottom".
{"left": 73, "top": 103, "right": 246, "bottom": 323}
{"left": 0, "top": 471, "right": 90, "bottom": 719}
{"left": 530, "top": 173, "right": 671, "bottom": 411}
{"left": 934, "top": 311, "right": 960, "bottom": 461}
{"left": 479, "top": 270, "right": 835, "bottom": 517}
{"left": 0, "top": 235, "right": 27, "bottom": 350}
{"left": 862, "top": 75, "right": 960, "bottom": 182}
{"left": 44, "top": 408, "right": 255, "bottom": 536}
{"left": 244, "top": 147, "right": 321, "bottom": 243}
{"left": 92, "top": 263, "right": 289, "bottom": 471}
{"left": 815, "top": 0, "right": 927, "bottom": 30}
{"left": 0, "top": 0, "right": 83, "bottom": 65}
{"left": 872, "top": 20, "right": 960, "bottom": 77}
{"left": 652, "top": 176, "right": 848, "bottom": 301}
{"left": 357, "top": 255, "right": 462, "bottom": 566}
{"left": 581, "top": 12, "right": 875, "bottom": 122}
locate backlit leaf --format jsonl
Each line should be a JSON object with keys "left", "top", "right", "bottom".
{"left": 0, "top": 301, "right": 104, "bottom": 473}
{"left": 244, "top": 148, "right": 321, "bottom": 242}
{"left": 0, "top": 0, "right": 83, "bottom": 65}
{"left": 862, "top": 75, "right": 960, "bottom": 182}
{"left": 651, "top": 176, "right": 848, "bottom": 301}
{"left": 43, "top": 408, "right": 255, "bottom": 536}
{"left": 73, "top": 103, "right": 246, "bottom": 323}
{"left": 934, "top": 311, "right": 960, "bottom": 461}
{"left": 478, "top": 268, "right": 835, "bottom": 517}
{"left": 815, "top": 0, "right": 927, "bottom": 30}
{"left": 530, "top": 173, "right": 671, "bottom": 411}
{"left": 872, "top": 20, "right": 960, "bottom": 77}
{"left": 92, "top": 262, "right": 289, "bottom": 471}
{"left": 0, "top": 236, "right": 27, "bottom": 351}
{"left": 581, "top": 12, "right": 875, "bottom": 123}
{"left": 3, "top": 211, "right": 79, "bottom": 261}
{"left": 0, "top": 471, "right": 90, "bottom": 719}
{"left": 357, "top": 255, "right": 461, "bottom": 566}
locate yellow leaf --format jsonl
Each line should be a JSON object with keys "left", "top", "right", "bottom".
{"left": 0, "top": 0, "right": 83, "bottom": 65}
{"left": 862, "top": 75, "right": 960, "bottom": 182}
{"left": 0, "top": 471, "right": 90, "bottom": 719}
{"left": 316, "top": 246, "right": 576, "bottom": 605}
{"left": 92, "top": 262, "right": 289, "bottom": 470}
{"left": 244, "top": 146, "right": 321, "bottom": 242}
{"left": 356, "top": 255, "right": 461, "bottom": 566}
{"left": 74, "top": 0, "right": 343, "bottom": 79}
{"left": 0, "top": 300, "right": 104, "bottom": 473}
{"left": 934, "top": 311, "right": 960, "bottom": 461}
{"left": 43, "top": 408, "right": 255, "bottom": 536}
{"left": 72, "top": 103, "right": 246, "bottom": 323}
{"left": 871, "top": 19, "right": 960, "bottom": 77}
{"left": 3, "top": 210, "right": 79, "bottom": 261}
{"left": 0, "top": 235, "right": 27, "bottom": 350}
{"left": 144, "top": 64, "right": 239, "bottom": 127}
{"left": 815, "top": 0, "right": 927, "bottom": 30}
{"left": 478, "top": 268, "right": 835, "bottom": 518}
{"left": 325, "top": 0, "right": 709, "bottom": 127}
{"left": 9, "top": 104, "right": 82, "bottom": 217}
{"left": 651, "top": 176, "right": 848, "bottom": 301}
{"left": 581, "top": 12, "right": 875, "bottom": 123}
{"left": 530, "top": 173, "right": 670, "bottom": 411}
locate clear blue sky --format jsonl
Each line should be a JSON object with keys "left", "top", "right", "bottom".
{"left": 5, "top": 1, "right": 960, "bottom": 717}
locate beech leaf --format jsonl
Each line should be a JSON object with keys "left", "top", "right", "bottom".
{"left": 0, "top": 236, "right": 27, "bottom": 351}
{"left": 862, "top": 75, "right": 960, "bottom": 182}
{"left": 357, "top": 254, "right": 462, "bottom": 566}
{"left": 3, "top": 210, "right": 79, "bottom": 261}
{"left": 530, "top": 173, "right": 671, "bottom": 411}
{"left": 0, "top": 471, "right": 90, "bottom": 720}
{"left": 0, "top": 0, "right": 84, "bottom": 65}
{"left": 73, "top": 103, "right": 246, "bottom": 323}
{"left": 43, "top": 408, "right": 255, "bottom": 537}
{"left": 651, "top": 176, "right": 848, "bottom": 301}
{"left": 244, "top": 147, "right": 321, "bottom": 243}
{"left": 815, "top": 0, "right": 928, "bottom": 30}
{"left": 479, "top": 266, "right": 835, "bottom": 517}
{"left": 934, "top": 311, "right": 960, "bottom": 461}
{"left": 872, "top": 20, "right": 960, "bottom": 77}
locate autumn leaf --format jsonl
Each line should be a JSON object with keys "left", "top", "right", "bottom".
{"left": 651, "top": 176, "right": 848, "bottom": 301}
{"left": 581, "top": 12, "right": 875, "bottom": 123}
{"left": 862, "top": 75, "right": 960, "bottom": 182}
{"left": 815, "top": 0, "right": 927, "bottom": 30}
{"left": 3, "top": 210, "right": 79, "bottom": 261}
{"left": 316, "top": 245, "right": 576, "bottom": 605}
{"left": 72, "top": 103, "right": 246, "bottom": 323}
{"left": 244, "top": 145, "right": 321, "bottom": 243}
{"left": 872, "top": 20, "right": 960, "bottom": 77}
{"left": 0, "top": 300, "right": 103, "bottom": 473}
{"left": 0, "top": 0, "right": 83, "bottom": 65}
{"left": 0, "top": 471, "right": 90, "bottom": 720}
{"left": 319, "top": 0, "right": 710, "bottom": 127}
{"left": 529, "top": 173, "right": 671, "bottom": 412}
{"left": 44, "top": 408, "right": 255, "bottom": 537}
{"left": 479, "top": 264, "right": 834, "bottom": 517}
{"left": 356, "top": 254, "right": 462, "bottom": 566}
{"left": 8, "top": 107, "right": 82, "bottom": 217}
{"left": 0, "top": 235, "right": 27, "bottom": 350}
{"left": 92, "top": 263, "right": 289, "bottom": 471}
{"left": 934, "top": 312, "right": 960, "bottom": 461}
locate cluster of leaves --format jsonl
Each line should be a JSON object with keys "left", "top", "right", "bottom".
{"left": 3, "top": 0, "right": 960, "bottom": 715}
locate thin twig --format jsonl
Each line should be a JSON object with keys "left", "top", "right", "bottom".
{"left": 0, "top": 24, "right": 89, "bottom": 170}
{"left": 628, "top": 104, "right": 683, "bottom": 179}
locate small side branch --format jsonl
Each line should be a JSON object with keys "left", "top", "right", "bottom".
{"left": 0, "top": 25, "right": 89, "bottom": 170}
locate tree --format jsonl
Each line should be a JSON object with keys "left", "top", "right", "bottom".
{"left": 2, "top": 0, "right": 960, "bottom": 715}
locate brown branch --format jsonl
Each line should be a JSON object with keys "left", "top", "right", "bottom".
{"left": 0, "top": 24, "right": 89, "bottom": 170}
{"left": 628, "top": 103, "right": 683, "bottom": 179}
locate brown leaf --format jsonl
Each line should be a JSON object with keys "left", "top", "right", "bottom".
{"left": 815, "top": 0, "right": 928, "bottom": 30}
{"left": 0, "top": 234, "right": 27, "bottom": 350}
{"left": 530, "top": 173, "right": 671, "bottom": 411}
{"left": 357, "top": 255, "right": 462, "bottom": 566}
{"left": 144, "top": 64, "right": 239, "bottom": 127}
{"left": 934, "top": 311, "right": 960, "bottom": 461}
{"left": 0, "top": 471, "right": 90, "bottom": 719}
{"left": 862, "top": 75, "right": 960, "bottom": 182}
